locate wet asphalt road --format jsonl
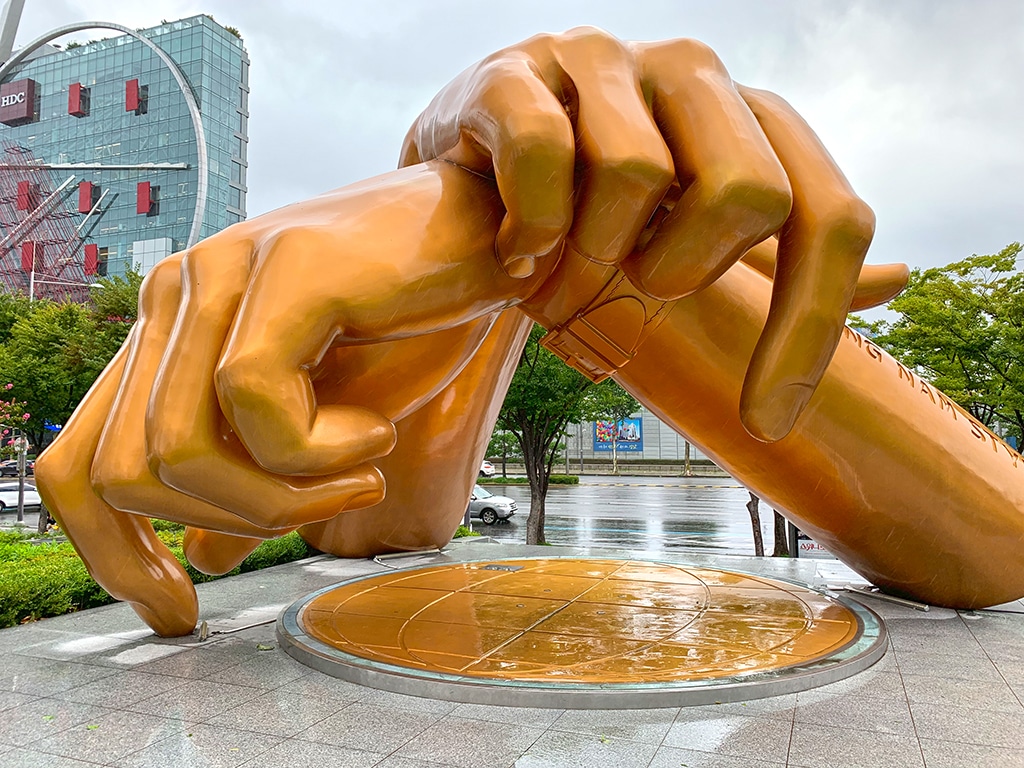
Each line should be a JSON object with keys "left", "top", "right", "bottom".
{"left": 473, "top": 476, "right": 796, "bottom": 556}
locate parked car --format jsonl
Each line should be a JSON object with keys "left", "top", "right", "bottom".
{"left": 479, "top": 460, "right": 496, "bottom": 478}
{"left": 469, "top": 484, "right": 516, "bottom": 525}
{"left": 0, "top": 485, "right": 42, "bottom": 512}
{"left": 0, "top": 459, "right": 33, "bottom": 477}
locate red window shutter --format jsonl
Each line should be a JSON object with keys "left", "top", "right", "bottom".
{"left": 84, "top": 244, "right": 99, "bottom": 275}
{"left": 20, "top": 242, "right": 41, "bottom": 271}
{"left": 16, "top": 180, "right": 32, "bottom": 211}
{"left": 136, "top": 181, "right": 152, "bottom": 214}
{"left": 126, "top": 79, "right": 139, "bottom": 112}
{"left": 69, "top": 82, "right": 87, "bottom": 116}
{"left": 78, "top": 181, "right": 94, "bottom": 213}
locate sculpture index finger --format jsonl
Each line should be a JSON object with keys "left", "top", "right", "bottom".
{"left": 737, "top": 85, "right": 876, "bottom": 443}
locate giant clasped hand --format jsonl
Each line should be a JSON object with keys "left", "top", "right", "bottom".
{"left": 36, "top": 30, "right": 1024, "bottom": 637}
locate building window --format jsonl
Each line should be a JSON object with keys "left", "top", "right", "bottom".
{"left": 230, "top": 160, "right": 245, "bottom": 186}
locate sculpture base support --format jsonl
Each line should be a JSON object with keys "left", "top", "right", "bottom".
{"left": 277, "top": 556, "right": 886, "bottom": 709}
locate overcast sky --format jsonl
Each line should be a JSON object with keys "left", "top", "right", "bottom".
{"left": 15, "top": 0, "right": 1024, "bottom": 277}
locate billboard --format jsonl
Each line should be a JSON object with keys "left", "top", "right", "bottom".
{"left": 594, "top": 418, "right": 643, "bottom": 452}
{"left": 0, "top": 79, "right": 36, "bottom": 125}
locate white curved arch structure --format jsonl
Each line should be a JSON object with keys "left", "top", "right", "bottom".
{"left": 0, "top": 21, "right": 209, "bottom": 248}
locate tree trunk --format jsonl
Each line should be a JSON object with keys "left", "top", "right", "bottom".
{"left": 772, "top": 510, "right": 790, "bottom": 557}
{"left": 526, "top": 480, "right": 547, "bottom": 545}
{"left": 684, "top": 440, "right": 691, "bottom": 476}
{"left": 522, "top": 431, "right": 550, "bottom": 545}
{"left": 612, "top": 434, "right": 618, "bottom": 474}
{"left": 746, "top": 492, "right": 764, "bottom": 557}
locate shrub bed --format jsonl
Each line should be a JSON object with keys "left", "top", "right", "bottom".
{"left": 479, "top": 475, "right": 579, "bottom": 485}
{"left": 0, "top": 527, "right": 316, "bottom": 630}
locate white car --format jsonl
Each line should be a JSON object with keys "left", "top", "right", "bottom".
{"left": 0, "top": 484, "right": 42, "bottom": 512}
{"left": 469, "top": 485, "right": 516, "bottom": 525}
{"left": 479, "top": 460, "right": 496, "bottom": 477}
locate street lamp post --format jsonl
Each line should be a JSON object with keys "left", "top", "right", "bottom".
{"left": 13, "top": 432, "right": 28, "bottom": 524}
{"left": 0, "top": 427, "right": 30, "bottom": 524}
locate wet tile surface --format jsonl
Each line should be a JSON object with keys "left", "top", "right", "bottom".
{"left": 0, "top": 544, "right": 1022, "bottom": 767}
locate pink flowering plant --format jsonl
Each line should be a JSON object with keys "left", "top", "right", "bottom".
{"left": 0, "top": 384, "right": 30, "bottom": 460}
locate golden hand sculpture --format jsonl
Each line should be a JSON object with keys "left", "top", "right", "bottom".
{"left": 35, "top": 30, "right": 1023, "bottom": 638}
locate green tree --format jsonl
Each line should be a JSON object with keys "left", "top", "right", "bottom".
{"left": 867, "top": 243, "right": 1024, "bottom": 442}
{"left": 0, "top": 301, "right": 103, "bottom": 449}
{"left": 486, "top": 429, "right": 522, "bottom": 478}
{"left": 0, "top": 293, "right": 31, "bottom": 343}
{"left": 497, "top": 324, "right": 613, "bottom": 545}
{"left": 91, "top": 271, "right": 142, "bottom": 324}
{"left": 0, "top": 271, "right": 142, "bottom": 449}
{"left": 588, "top": 382, "right": 640, "bottom": 474}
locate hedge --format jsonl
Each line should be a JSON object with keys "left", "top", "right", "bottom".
{"left": 0, "top": 527, "right": 316, "bottom": 629}
{"left": 479, "top": 475, "right": 579, "bottom": 485}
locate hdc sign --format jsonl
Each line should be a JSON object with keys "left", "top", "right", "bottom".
{"left": 0, "top": 79, "right": 36, "bottom": 125}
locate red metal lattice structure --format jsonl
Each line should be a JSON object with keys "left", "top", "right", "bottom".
{"left": 0, "top": 141, "right": 90, "bottom": 302}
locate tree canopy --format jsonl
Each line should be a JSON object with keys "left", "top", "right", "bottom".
{"left": 496, "top": 323, "right": 637, "bottom": 544}
{"left": 0, "top": 271, "right": 141, "bottom": 451}
{"left": 862, "top": 243, "right": 1024, "bottom": 443}
{"left": 587, "top": 379, "right": 640, "bottom": 474}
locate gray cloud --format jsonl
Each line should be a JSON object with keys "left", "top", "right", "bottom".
{"left": 14, "top": 0, "right": 1023, "bottom": 276}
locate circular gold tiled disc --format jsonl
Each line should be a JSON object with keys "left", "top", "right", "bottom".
{"left": 299, "top": 558, "right": 861, "bottom": 684}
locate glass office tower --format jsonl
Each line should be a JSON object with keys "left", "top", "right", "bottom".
{"left": 0, "top": 15, "right": 248, "bottom": 296}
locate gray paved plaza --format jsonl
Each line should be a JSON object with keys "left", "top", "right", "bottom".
{"left": 2, "top": 540, "right": 1024, "bottom": 767}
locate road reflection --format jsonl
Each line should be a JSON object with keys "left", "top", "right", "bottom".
{"left": 475, "top": 478, "right": 780, "bottom": 556}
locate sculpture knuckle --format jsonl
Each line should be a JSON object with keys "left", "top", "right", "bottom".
{"left": 671, "top": 38, "right": 725, "bottom": 69}
{"left": 142, "top": 254, "right": 179, "bottom": 286}
{"left": 561, "top": 26, "right": 620, "bottom": 47}
{"left": 145, "top": 425, "right": 194, "bottom": 475}
{"left": 87, "top": 462, "right": 112, "bottom": 497}
{"left": 596, "top": 151, "right": 674, "bottom": 194}
{"left": 214, "top": 355, "right": 260, "bottom": 401}
{"left": 501, "top": 110, "right": 573, "bottom": 152}
{"left": 33, "top": 450, "right": 68, "bottom": 486}
{"left": 699, "top": 172, "right": 793, "bottom": 232}
{"left": 643, "top": 38, "right": 726, "bottom": 75}
{"left": 821, "top": 196, "right": 876, "bottom": 247}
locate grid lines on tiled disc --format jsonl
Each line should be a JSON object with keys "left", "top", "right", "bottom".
{"left": 299, "top": 559, "right": 860, "bottom": 684}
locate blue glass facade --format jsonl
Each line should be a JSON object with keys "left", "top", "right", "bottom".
{"left": 0, "top": 15, "right": 248, "bottom": 288}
